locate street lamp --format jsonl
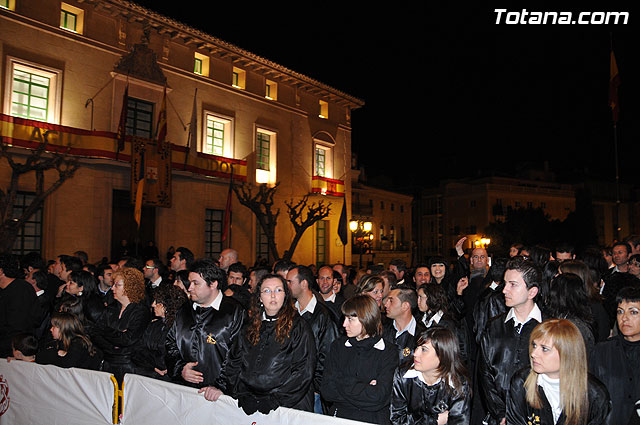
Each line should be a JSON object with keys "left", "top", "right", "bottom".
{"left": 350, "top": 219, "right": 373, "bottom": 268}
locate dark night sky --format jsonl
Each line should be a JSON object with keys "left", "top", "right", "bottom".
{"left": 135, "top": 2, "right": 639, "bottom": 191}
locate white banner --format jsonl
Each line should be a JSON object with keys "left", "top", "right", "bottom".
{"left": 0, "top": 359, "right": 115, "bottom": 425}
{"left": 122, "top": 374, "right": 369, "bottom": 425}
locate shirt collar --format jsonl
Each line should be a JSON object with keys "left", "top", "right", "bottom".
{"left": 151, "top": 276, "right": 162, "bottom": 288}
{"left": 394, "top": 316, "right": 417, "bottom": 337}
{"left": 426, "top": 310, "right": 444, "bottom": 327}
{"left": 323, "top": 291, "right": 336, "bottom": 303}
{"left": 295, "top": 293, "right": 317, "bottom": 315}
{"left": 193, "top": 290, "right": 223, "bottom": 311}
{"left": 505, "top": 303, "right": 542, "bottom": 326}
{"left": 344, "top": 337, "right": 386, "bottom": 351}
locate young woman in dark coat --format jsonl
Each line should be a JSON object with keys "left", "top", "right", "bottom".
{"left": 36, "top": 311, "right": 102, "bottom": 370}
{"left": 132, "top": 285, "right": 187, "bottom": 379}
{"left": 321, "top": 294, "right": 398, "bottom": 424}
{"left": 506, "top": 319, "right": 611, "bottom": 425}
{"left": 201, "top": 274, "right": 316, "bottom": 415}
{"left": 391, "top": 326, "right": 471, "bottom": 425}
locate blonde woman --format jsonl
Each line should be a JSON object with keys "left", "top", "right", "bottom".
{"left": 506, "top": 319, "right": 610, "bottom": 425}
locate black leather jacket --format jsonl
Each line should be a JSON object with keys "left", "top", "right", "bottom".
{"left": 384, "top": 318, "right": 428, "bottom": 366}
{"left": 506, "top": 367, "right": 611, "bottom": 425}
{"left": 479, "top": 311, "right": 542, "bottom": 424}
{"left": 217, "top": 314, "right": 316, "bottom": 415}
{"left": 165, "top": 296, "right": 245, "bottom": 387}
{"left": 321, "top": 335, "right": 399, "bottom": 424}
{"left": 299, "top": 295, "right": 340, "bottom": 392}
{"left": 590, "top": 335, "right": 640, "bottom": 425}
{"left": 132, "top": 318, "right": 170, "bottom": 379}
{"left": 472, "top": 283, "right": 507, "bottom": 345}
{"left": 390, "top": 366, "right": 471, "bottom": 425}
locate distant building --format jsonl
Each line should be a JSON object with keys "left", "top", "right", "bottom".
{"left": 351, "top": 167, "right": 412, "bottom": 268}
{"left": 0, "top": 0, "right": 363, "bottom": 265}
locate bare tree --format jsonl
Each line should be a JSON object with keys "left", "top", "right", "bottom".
{"left": 0, "top": 134, "right": 79, "bottom": 253}
{"left": 233, "top": 182, "right": 331, "bottom": 263}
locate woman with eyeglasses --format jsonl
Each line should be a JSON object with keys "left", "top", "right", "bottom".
{"left": 200, "top": 274, "right": 316, "bottom": 415}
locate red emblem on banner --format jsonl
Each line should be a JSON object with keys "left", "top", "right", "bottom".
{"left": 0, "top": 374, "right": 9, "bottom": 416}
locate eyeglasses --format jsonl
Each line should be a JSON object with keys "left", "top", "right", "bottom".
{"left": 261, "top": 288, "right": 285, "bottom": 295}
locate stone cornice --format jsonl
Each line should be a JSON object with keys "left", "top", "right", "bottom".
{"left": 88, "top": 0, "right": 365, "bottom": 109}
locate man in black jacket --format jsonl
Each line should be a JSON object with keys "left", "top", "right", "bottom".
{"left": 165, "top": 258, "right": 244, "bottom": 390}
{"left": 591, "top": 286, "right": 640, "bottom": 425}
{"left": 383, "top": 285, "right": 426, "bottom": 365}
{"left": 479, "top": 256, "right": 543, "bottom": 425}
{"left": 286, "top": 265, "right": 340, "bottom": 413}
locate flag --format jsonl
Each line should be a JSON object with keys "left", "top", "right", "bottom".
{"left": 156, "top": 87, "right": 167, "bottom": 143}
{"left": 221, "top": 168, "right": 233, "bottom": 243}
{"left": 184, "top": 88, "right": 197, "bottom": 169}
{"left": 338, "top": 199, "right": 348, "bottom": 246}
{"left": 609, "top": 50, "right": 621, "bottom": 122}
{"left": 134, "top": 177, "right": 144, "bottom": 229}
{"left": 116, "top": 84, "right": 128, "bottom": 159}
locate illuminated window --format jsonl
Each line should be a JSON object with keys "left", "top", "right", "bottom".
{"left": 255, "top": 128, "right": 276, "bottom": 185}
{"left": 194, "top": 52, "right": 209, "bottom": 76}
{"left": 318, "top": 100, "right": 328, "bottom": 119}
{"left": 232, "top": 67, "right": 246, "bottom": 89}
{"left": 7, "top": 59, "right": 62, "bottom": 124}
{"left": 314, "top": 143, "right": 333, "bottom": 178}
{"left": 204, "top": 113, "right": 233, "bottom": 157}
{"left": 60, "top": 3, "right": 84, "bottom": 34}
{"left": 265, "top": 80, "right": 277, "bottom": 100}
{"left": 1, "top": 0, "right": 15, "bottom": 10}
{"left": 316, "top": 220, "right": 327, "bottom": 265}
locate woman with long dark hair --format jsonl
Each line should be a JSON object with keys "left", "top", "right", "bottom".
{"left": 36, "top": 311, "right": 102, "bottom": 370}
{"left": 506, "top": 319, "right": 610, "bottom": 425}
{"left": 321, "top": 294, "right": 398, "bottom": 424}
{"left": 201, "top": 274, "right": 316, "bottom": 415}
{"left": 391, "top": 326, "right": 471, "bottom": 425}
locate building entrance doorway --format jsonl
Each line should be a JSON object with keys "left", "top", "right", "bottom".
{"left": 111, "top": 189, "right": 156, "bottom": 261}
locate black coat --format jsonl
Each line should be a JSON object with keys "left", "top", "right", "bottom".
{"left": 299, "top": 296, "right": 340, "bottom": 392}
{"left": 165, "top": 297, "right": 244, "bottom": 387}
{"left": 472, "top": 283, "right": 507, "bottom": 345}
{"left": 390, "top": 365, "right": 471, "bottom": 425}
{"left": 590, "top": 335, "right": 640, "bottom": 425}
{"left": 132, "top": 318, "right": 170, "bottom": 379}
{"left": 384, "top": 318, "right": 428, "bottom": 366}
{"left": 217, "top": 314, "right": 316, "bottom": 415}
{"left": 0, "top": 278, "right": 37, "bottom": 357}
{"left": 321, "top": 335, "right": 399, "bottom": 424}
{"left": 479, "top": 311, "right": 543, "bottom": 423}
{"left": 91, "top": 301, "right": 150, "bottom": 381}
{"left": 506, "top": 367, "right": 611, "bottom": 425}
{"left": 36, "top": 336, "right": 102, "bottom": 370}
{"left": 420, "top": 311, "right": 470, "bottom": 367}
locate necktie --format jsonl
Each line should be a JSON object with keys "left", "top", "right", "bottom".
{"left": 514, "top": 323, "right": 522, "bottom": 334}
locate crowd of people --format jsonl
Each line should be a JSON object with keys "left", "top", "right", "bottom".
{"left": 1, "top": 236, "right": 639, "bottom": 424}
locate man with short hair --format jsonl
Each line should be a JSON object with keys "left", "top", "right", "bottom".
{"left": 143, "top": 258, "right": 166, "bottom": 289}
{"left": 554, "top": 242, "right": 575, "bottom": 262}
{"left": 383, "top": 286, "right": 426, "bottom": 363}
{"left": 165, "top": 258, "right": 244, "bottom": 390}
{"left": 389, "top": 259, "right": 407, "bottom": 285}
{"left": 273, "top": 259, "right": 295, "bottom": 279}
{"left": 316, "top": 265, "right": 344, "bottom": 318}
{"left": 591, "top": 286, "right": 640, "bottom": 425}
{"left": 96, "top": 263, "right": 115, "bottom": 306}
{"left": 286, "top": 265, "right": 339, "bottom": 413}
{"left": 0, "top": 254, "right": 37, "bottom": 357}
{"left": 479, "top": 256, "right": 543, "bottom": 425}
{"left": 412, "top": 264, "right": 431, "bottom": 287}
{"left": 225, "top": 262, "right": 251, "bottom": 310}
{"left": 169, "top": 247, "right": 194, "bottom": 272}
{"left": 218, "top": 248, "right": 238, "bottom": 272}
